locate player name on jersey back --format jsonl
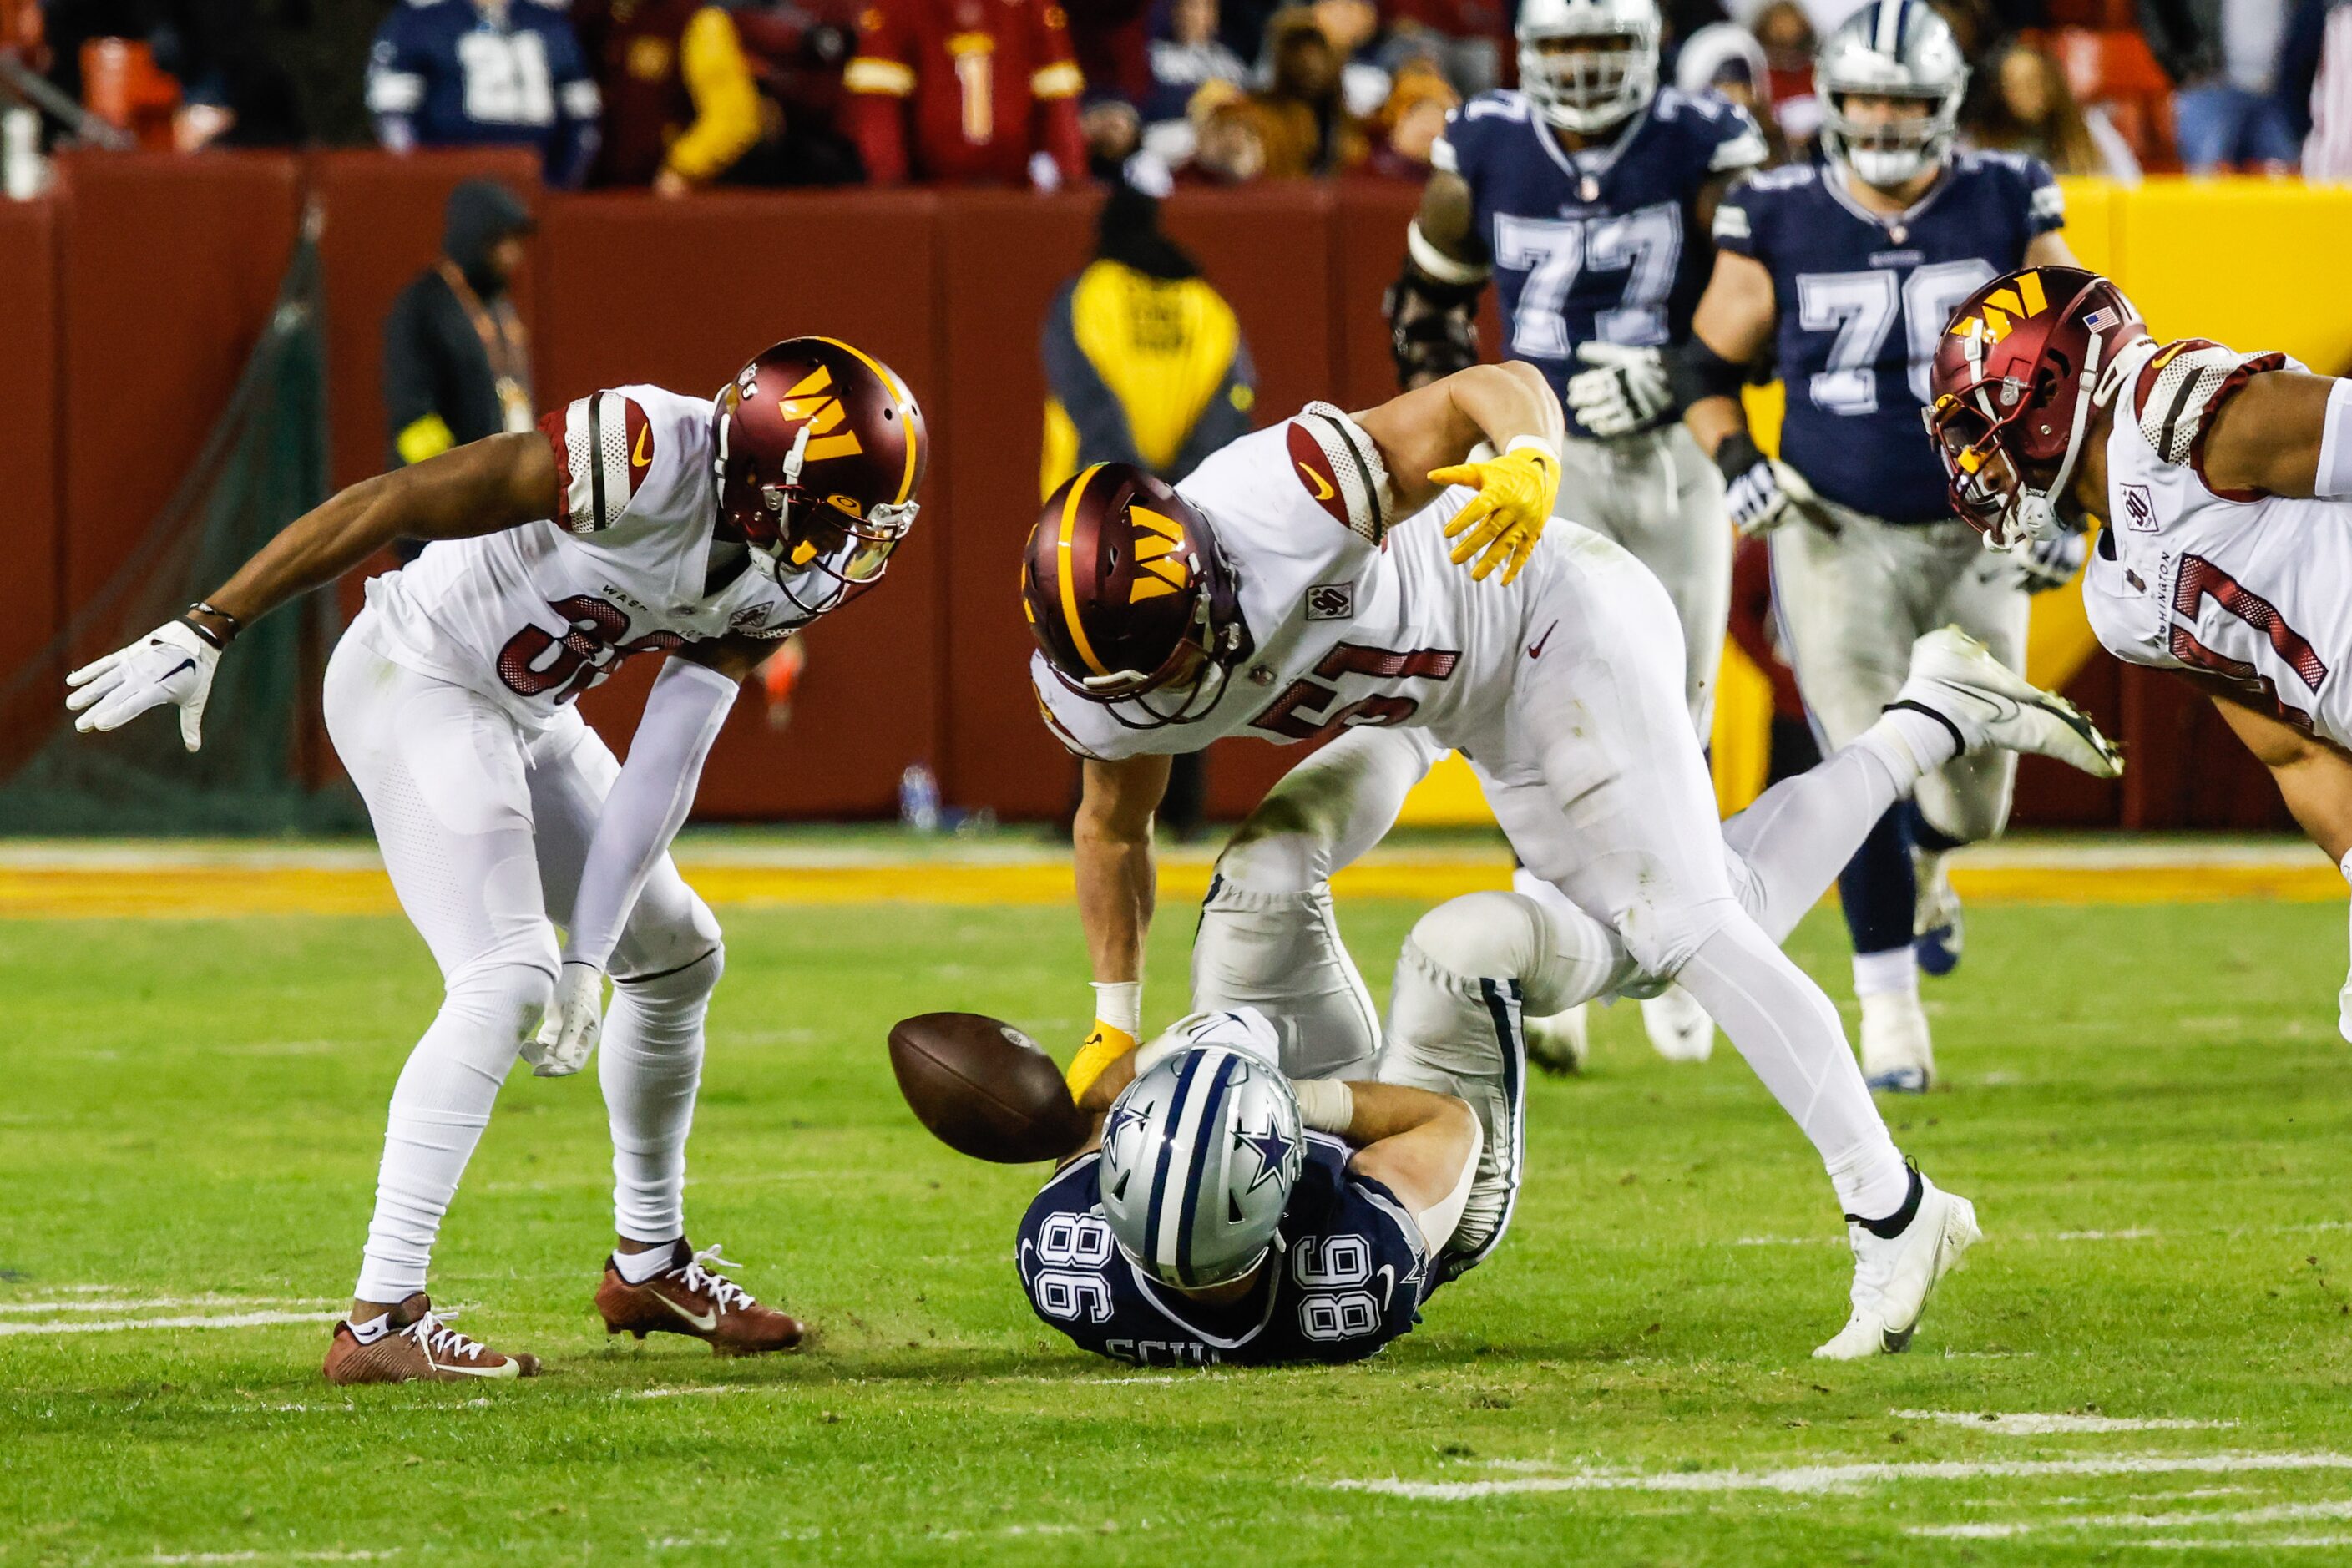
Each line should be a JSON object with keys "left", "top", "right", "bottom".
{"left": 2088, "top": 339, "right": 2352, "bottom": 746}
{"left": 1030, "top": 411, "right": 1536, "bottom": 764}
{"left": 1017, "top": 1139, "right": 1432, "bottom": 1367}
{"left": 357, "top": 384, "right": 813, "bottom": 724}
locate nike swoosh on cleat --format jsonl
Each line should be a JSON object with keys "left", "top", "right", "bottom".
{"left": 654, "top": 1292, "right": 720, "bottom": 1333}
{"left": 428, "top": 1356, "right": 520, "bottom": 1378}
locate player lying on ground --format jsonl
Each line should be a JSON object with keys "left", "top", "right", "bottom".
{"left": 67, "top": 337, "right": 927, "bottom": 1382}
{"left": 1670, "top": 0, "right": 2081, "bottom": 1094}
{"left": 1020, "top": 352, "right": 2123, "bottom": 1355}
{"left": 1925, "top": 264, "right": 2352, "bottom": 1038}
{"left": 1021, "top": 625, "right": 2122, "bottom": 1364}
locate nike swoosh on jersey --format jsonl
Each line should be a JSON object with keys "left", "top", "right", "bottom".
{"left": 652, "top": 1291, "right": 719, "bottom": 1333}
{"left": 631, "top": 426, "right": 651, "bottom": 468}
{"left": 1527, "top": 621, "right": 1558, "bottom": 660}
{"left": 1297, "top": 462, "right": 1336, "bottom": 503}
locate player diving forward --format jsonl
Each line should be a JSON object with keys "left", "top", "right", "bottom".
{"left": 67, "top": 338, "right": 927, "bottom": 1382}
{"left": 1392, "top": 0, "right": 1768, "bottom": 1064}
{"left": 1673, "top": 0, "right": 2080, "bottom": 1093}
{"left": 1024, "top": 362, "right": 2122, "bottom": 1355}
{"left": 1926, "top": 265, "right": 2352, "bottom": 1038}
{"left": 1019, "top": 634, "right": 2120, "bottom": 1365}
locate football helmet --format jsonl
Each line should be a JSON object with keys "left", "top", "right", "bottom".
{"left": 714, "top": 336, "right": 926, "bottom": 615}
{"left": 1021, "top": 462, "right": 1251, "bottom": 730}
{"left": 1515, "top": 0, "right": 1660, "bottom": 134}
{"left": 1816, "top": 0, "right": 1967, "bottom": 190}
{"left": 1098, "top": 1044, "right": 1304, "bottom": 1290}
{"left": 1924, "top": 266, "right": 2147, "bottom": 549}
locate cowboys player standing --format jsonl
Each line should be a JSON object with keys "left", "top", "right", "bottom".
{"left": 1388, "top": 0, "right": 1767, "bottom": 1066}
{"left": 1675, "top": 0, "right": 2079, "bottom": 1092}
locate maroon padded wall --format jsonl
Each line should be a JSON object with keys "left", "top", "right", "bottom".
{"left": 0, "top": 195, "right": 62, "bottom": 772}
{"left": 541, "top": 190, "right": 948, "bottom": 818}
{"left": 53, "top": 152, "right": 302, "bottom": 665}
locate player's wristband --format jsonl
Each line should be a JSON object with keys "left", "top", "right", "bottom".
{"left": 1712, "top": 431, "right": 1767, "bottom": 488}
{"left": 1090, "top": 980, "right": 1141, "bottom": 1037}
{"left": 1291, "top": 1077, "right": 1354, "bottom": 1136}
{"left": 1503, "top": 434, "right": 1560, "bottom": 467}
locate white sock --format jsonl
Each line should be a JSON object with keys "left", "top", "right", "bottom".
{"left": 1853, "top": 946, "right": 1920, "bottom": 1000}
{"left": 601, "top": 949, "right": 720, "bottom": 1246}
{"left": 1720, "top": 726, "right": 1927, "bottom": 947}
{"left": 613, "top": 1241, "right": 681, "bottom": 1283}
{"left": 347, "top": 1313, "right": 394, "bottom": 1343}
{"left": 353, "top": 960, "right": 547, "bottom": 1303}
{"left": 1672, "top": 913, "right": 1909, "bottom": 1219}
{"left": 1869, "top": 705, "right": 1962, "bottom": 778}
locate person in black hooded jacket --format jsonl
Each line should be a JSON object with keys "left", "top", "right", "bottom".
{"left": 380, "top": 179, "right": 535, "bottom": 558}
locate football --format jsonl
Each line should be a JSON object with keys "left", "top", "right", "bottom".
{"left": 886, "top": 1011, "right": 1089, "bottom": 1164}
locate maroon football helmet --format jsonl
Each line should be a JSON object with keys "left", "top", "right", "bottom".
{"left": 715, "top": 337, "right": 926, "bottom": 612}
{"left": 1923, "top": 266, "right": 2147, "bottom": 549}
{"left": 1021, "top": 463, "right": 1251, "bottom": 729}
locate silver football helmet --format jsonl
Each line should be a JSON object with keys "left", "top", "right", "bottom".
{"left": 1098, "top": 1044, "right": 1304, "bottom": 1290}
{"left": 1817, "top": 0, "right": 1967, "bottom": 190}
{"left": 1515, "top": 0, "right": 1660, "bottom": 134}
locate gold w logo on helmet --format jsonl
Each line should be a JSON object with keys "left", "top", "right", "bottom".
{"left": 1129, "top": 507, "right": 1189, "bottom": 602}
{"left": 776, "top": 364, "right": 865, "bottom": 462}
{"left": 1948, "top": 270, "right": 2051, "bottom": 346}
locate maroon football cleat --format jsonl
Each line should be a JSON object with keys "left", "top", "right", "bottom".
{"left": 321, "top": 1293, "right": 541, "bottom": 1383}
{"left": 595, "top": 1242, "right": 807, "bottom": 1357}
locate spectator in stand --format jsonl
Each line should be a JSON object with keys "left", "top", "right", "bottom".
{"left": 367, "top": 0, "right": 602, "bottom": 184}
{"left": 1080, "top": 88, "right": 1142, "bottom": 176}
{"left": 571, "top": 0, "right": 761, "bottom": 192}
{"left": 1364, "top": 58, "right": 1454, "bottom": 177}
{"left": 1748, "top": 0, "right": 1819, "bottom": 149}
{"left": 726, "top": 1, "right": 864, "bottom": 186}
{"left": 1039, "top": 176, "right": 1255, "bottom": 838}
{"left": 1382, "top": 0, "right": 1504, "bottom": 99}
{"left": 381, "top": 180, "right": 535, "bottom": 563}
{"left": 2143, "top": 0, "right": 2297, "bottom": 171}
{"left": 1312, "top": 0, "right": 1389, "bottom": 119}
{"left": 843, "top": 0, "right": 1085, "bottom": 185}
{"left": 1144, "top": 0, "right": 1245, "bottom": 128}
{"left": 1969, "top": 37, "right": 2140, "bottom": 179}
{"left": 2280, "top": 0, "right": 2352, "bottom": 181}
{"left": 1246, "top": 8, "right": 1363, "bottom": 175}
{"left": 1065, "top": 0, "right": 1152, "bottom": 104}
{"left": 1675, "top": 20, "right": 1790, "bottom": 162}
{"left": 1177, "top": 77, "right": 1264, "bottom": 180}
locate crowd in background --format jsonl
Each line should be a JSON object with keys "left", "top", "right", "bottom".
{"left": 3, "top": 0, "right": 2350, "bottom": 192}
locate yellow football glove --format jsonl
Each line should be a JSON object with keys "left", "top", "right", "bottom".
{"left": 1065, "top": 1020, "right": 1136, "bottom": 1103}
{"left": 1430, "top": 438, "right": 1561, "bottom": 584}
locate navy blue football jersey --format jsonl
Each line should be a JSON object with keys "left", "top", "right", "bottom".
{"left": 1433, "top": 87, "right": 1767, "bottom": 438}
{"left": 367, "top": 0, "right": 602, "bottom": 186}
{"left": 1714, "top": 151, "right": 2065, "bottom": 524}
{"left": 1016, "top": 1135, "right": 1433, "bottom": 1367}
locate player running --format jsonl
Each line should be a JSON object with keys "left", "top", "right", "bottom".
{"left": 1390, "top": 0, "right": 1768, "bottom": 1067}
{"left": 67, "top": 337, "right": 927, "bottom": 1382}
{"left": 1022, "top": 629, "right": 2121, "bottom": 1366}
{"left": 1022, "top": 359, "right": 2122, "bottom": 1356}
{"left": 1674, "top": 0, "right": 2079, "bottom": 1093}
{"left": 1925, "top": 265, "right": 2352, "bottom": 1039}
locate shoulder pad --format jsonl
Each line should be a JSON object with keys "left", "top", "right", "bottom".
{"left": 540, "top": 392, "right": 655, "bottom": 535}
{"left": 1744, "top": 162, "right": 1818, "bottom": 193}
{"left": 1288, "top": 405, "right": 1392, "bottom": 546}
{"left": 1456, "top": 89, "right": 1532, "bottom": 125}
{"left": 2133, "top": 340, "right": 2292, "bottom": 486}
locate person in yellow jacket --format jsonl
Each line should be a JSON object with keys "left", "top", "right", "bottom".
{"left": 574, "top": 0, "right": 763, "bottom": 192}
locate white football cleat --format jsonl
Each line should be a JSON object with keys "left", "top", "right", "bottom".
{"left": 1815, "top": 1170, "right": 1980, "bottom": 1359}
{"left": 1890, "top": 626, "right": 2122, "bottom": 778}
{"left": 1859, "top": 990, "right": 1935, "bottom": 1094}
{"left": 1641, "top": 985, "right": 1715, "bottom": 1063}
{"left": 1524, "top": 1002, "right": 1590, "bottom": 1077}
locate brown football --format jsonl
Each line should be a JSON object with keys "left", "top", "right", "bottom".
{"left": 887, "top": 1012, "right": 1089, "bottom": 1164}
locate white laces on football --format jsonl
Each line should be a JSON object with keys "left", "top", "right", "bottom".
{"left": 409, "top": 1306, "right": 493, "bottom": 1363}
{"left": 676, "top": 1243, "right": 756, "bottom": 1312}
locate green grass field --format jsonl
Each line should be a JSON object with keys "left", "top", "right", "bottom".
{"left": 4, "top": 888, "right": 2350, "bottom": 1565}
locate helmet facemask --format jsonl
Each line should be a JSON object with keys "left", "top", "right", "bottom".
{"left": 718, "top": 404, "right": 920, "bottom": 616}
{"left": 1516, "top": 13, "right": 1659, "bottom": 132}
{"left": 1044, "top": 572, "right": 1251, "bottom": 732}
{"left": 1925, "top": 329, "right": 2127, "bottom": 551}
{"left": 1823, "top": 89, "right": 1956, "bottom": 189}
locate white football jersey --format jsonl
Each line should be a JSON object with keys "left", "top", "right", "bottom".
{"left": 358, "top": 385, "right": 815, "bottom": 726}
{"left": 2085, "top": 339, "right": 2352, "bottom": 747}
{"left": 1031, "top": 406, "right": 1545, "bottom": 764}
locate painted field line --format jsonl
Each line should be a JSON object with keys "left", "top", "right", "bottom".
{"left": 149, "top": 1554, "right": 401, "bottom": 1565}
{"left": 1911, "top": 1499, "right": 2352, "bottom": 1540}
{"left": 1890, "top": 1410, "right": 2238, "bottom": 1436}
{"left": 1328, "top": 1452, "right": 2352, "bottom": 1500}
{"left": 0, "top": 1309, "right": 339, "bottom": 1337}
{"left": 2134, "top": 1536, "right": 2352, "bottom": 1551}
{"left": 0, "top": 1296, "right": 335, "bottom": 1315}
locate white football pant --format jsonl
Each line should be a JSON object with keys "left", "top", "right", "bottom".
{"left": 326, "top": 616, "right": 723, "bottom": 1304}
{"left": 1555, "top": 424, "right": 1731, "bottom": 734}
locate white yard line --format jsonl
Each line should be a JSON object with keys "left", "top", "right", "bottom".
{"left": 2132, "top": 1536, "right": 2352, "bottom": 1551}
{"left": 1331, "top": 1453, "right": 2352, "bottom": 1501}
{"left": 0, "top": 1297, "right": 334, "bottom": 1314}
{"left": 1890, "top": 1411, "right": 2238, "bottom": 1436}
{"left": 0, "top": 1310, "right": 339, "bottom": 1337}
{"left": 149, "top": 1554, "right": 402, "bottom": 1565}
{"left": 1910, "top": 1500, "right": 2352, "bottom": 1541}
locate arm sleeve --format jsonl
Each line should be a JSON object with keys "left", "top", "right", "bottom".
{"left": 1031, "top": 0, "right": 1086, "bottom": 181}
{"left": 546, "top": 23, "right": 604, "bottom": 187}
{"left": 563, "top": 659, "right": 741, "bottom": 969}
{"left": 1040, "top": 281, "right": 1146, "bottom": 469}
{"left": 1710, "top": 176, "right": 1762, "bottom": 260}
{"left": 2021, "top": 156, "right": 2066, "bottom": 237}
{"left": 843, "top": 0, "right": 914, "bottom": 184}
{"left": 1707, "top": 100, "right": 1769, "bottom": 174}
{"left": 666, "top": 7, "right": 764, "bottom": 182}
{"left": 381, "top": 287, "right": 447, "bottom": 463}
{"left": 365, "top": 13, "right": 425, "bottom": 151}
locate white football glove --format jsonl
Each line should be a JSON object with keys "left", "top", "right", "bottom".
{"left": 2012, "top": 528, "right": 2087, "bottom": 594}
{"left": 524, "top": 960, "right": 606, "bottom": 1078}
{"left": 66, "top": 620, "right": 221, "bottom": 751}
{"left": 1720, "top": 441, "right": 1825, "bottom": 537}
{"left": 1565, "top": 341, "right": 1672, "bottom": 437}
